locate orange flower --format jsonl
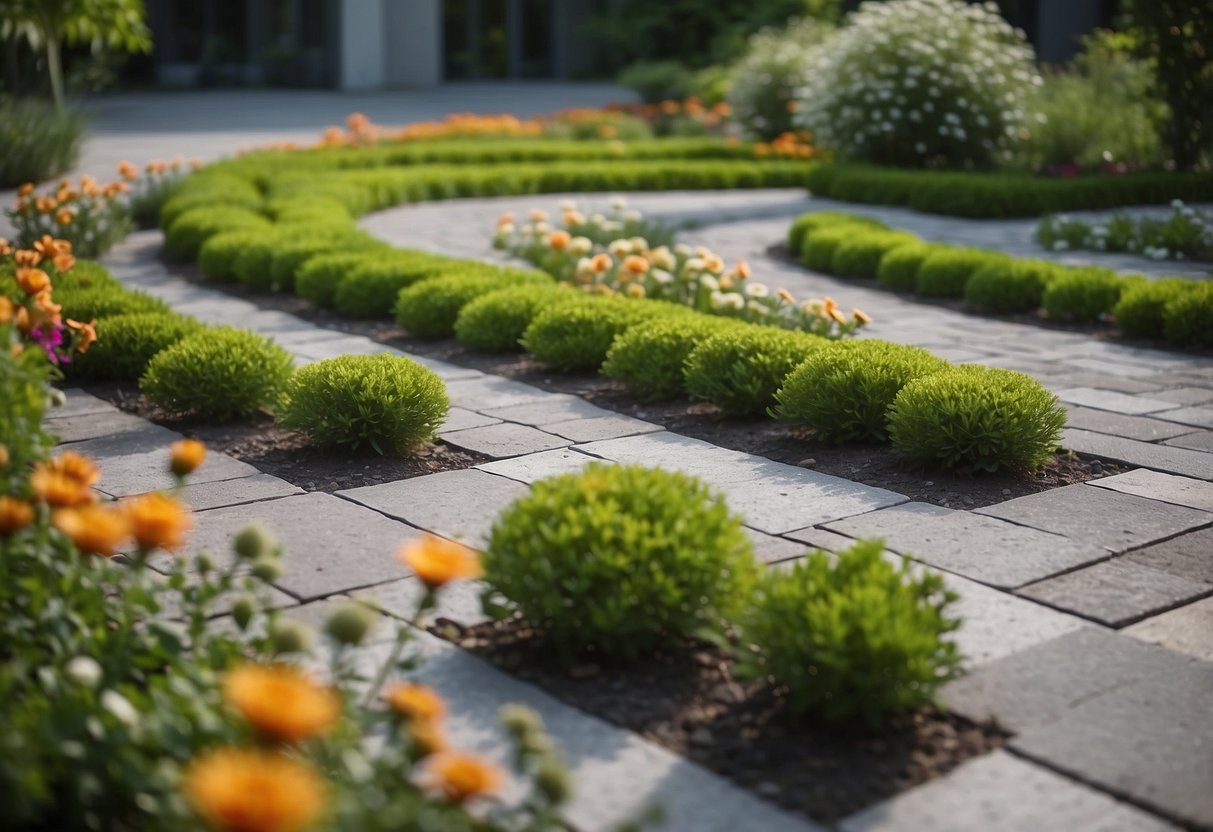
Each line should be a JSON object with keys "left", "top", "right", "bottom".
{"left": 0, "top": 238, "right": 10, "bottom": 256}
{"left": 121, "top": 492, "right": 191, "bottom": 550}
{"left": 53, "top": 252, "right": 76, "bottom": 272}
{"left": 776, "top": 288, "right": 796, "bottom": 304}
{"left": 528, "top": 209, "right": 548, "bottom": 222}
{"left": 407, "top": 719, "right": 448, "bottom": 757}
{"left": 384, "top": 683, "right": 446, "bottom": 723}
{"left": 13, "top": 248, "right": 41, "bottom": 267}
{"left": 66, "top": 318, "right": 97, "bottom": 353}
{"left": 184, "top": 747, "right": 328, "bottom": 832}
{"left": 622, "top": 255, "right": 649, "bottom": 275}
{"left": 421, "top": 752, "right": 502, "bottom": 803}
{"left": 396, "top": 535, "right": 481, "bottom": 588}
{"left": 56, "top": 209, "right": 74, "bottom": 226}
{"left": 0, "top": 296, "right": 13, "bottom": 325}
{"left": 15, "top": 267, "right": 50, "bottom": 295}
{"left": 0, "top": 497, "right": 35, "bottom": 536}
{"left": 852, "top": 308, "right": 872, "bottom": 325}
{"left": 547, "top": 230, "right": 571, "bottom": 251}
{"left": 660, "top": 99, "right": 680, "bottom": 116}
{"left": 17, "top": 183, "right": 33, "bottom": 198}
{"left": 30, "top": 291, "right": 63, "bottom": 329}
{"left": 590, "top": 253, "right": 612, "bottom": 273}
{"left": 223, "top": 665, "right": 340, "bottom": 744}
{"left": 0, "top": 444, "right": 8, "bottom": 466}
{"left": 169, "top": 438, "right": 207, "bottom": 477}
{"left": 31, "top": 451, "right": 101, "bottom": 507}
{"left": 53, "top": 504, "right": 129, "bottom": 557}
{"left": 117, "top": 160, "right": 139, "bottom": 181}
{"left": 34, "top": 196, "right": 57, "bottom": 214}
{"left": 496, "top": 212, "right": 514, "bottom": 227}
{"left": 34, "top": 235, "right": 69, "bottom": 257}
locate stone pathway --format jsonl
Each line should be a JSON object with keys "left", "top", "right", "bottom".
{"left": 73, "top": 212, "right": 1213, "bottom": 830}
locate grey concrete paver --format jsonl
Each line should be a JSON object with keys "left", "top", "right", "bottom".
{"left": 176, "top": 473, "right": 305, "bottom": 512}
{"left": 1126, "top": 597, "right": 1213, "bottom": 662}
{"left": 436, "top": 407, "right": 502, "bottom": 435}
{"left": 1156, "top": 405, "right": 1213, "bottom": 430}
{"left": 53, "top": 389, "right": 121, "bottom": 418}
{"left": 1150, "top": 387, "right": 1213, "bottom": 406}
{"left": 1087, "top": 468, "right": 1213, "bottom": 512}
{"left": 781, "top": 526, "right": 869, "bottom": 553}
{"left": 444, "top": 375, "right": 553, "bottom": 410}
{"left": 1016, "top": 559, "right": 1209, "bottom": 627}
{"left": 1123, "top": 527, "right": 1213, "bottom": 585}
{"left": 1062, "top": 428, "right": 1213, "bottom": 480}
{"left": 477, "top": 447, "right": 600, "bottom": 484}
{"left": 46, "top": 409, "right": 151, "bottom": 444}
{"left": 482, "top": 395, "right": 613, "bottom": 425}
{"left": 354, "top": 577, "right": 492, "bottom": 629}
{"left": 745, "top": 528, "right": 808, "bottom": 565}
{"left": 441, "top": 422, "right": 573, "bottom": 458}
{"left": 1055, "top": 387, "right": 1180, "bottom": 416}
{"left": 1165, "top": 431, "right": 1213, "bottom": 452}
{"left": 543, "top": 414, "right": 664, "bottom": 443}
{"left": 1063, "top": 407, "right": 1194, "bottom": 442}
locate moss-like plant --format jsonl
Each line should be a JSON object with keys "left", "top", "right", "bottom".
{"left": 56, "top": 285, "right": 171, "bottom": 321}
{"left": 1163, "top": 283, "right": 1213, "bottom": 349}
{"left": 483, "top": 463, "right": 760, "bottom": 660}
{"left": 775, "top": 340, "right": 950, "bottom": 443}
{"left": 787, "top": 212, "right": 886, "bottom": 254}
{"left": 964, "top": 258, "right": 1060, "bottom": 314}
{"left": 915, "top": 248, "right": 1003, "bottom": 298}
{"left": 197, "top": 230, "right": 267, "bottom": 282}
{"left": 602, "top": 314, "right": 747, "bottom": 399}
{"left": 741, "top": 539, "right": 961, "bottom": 727}
{"left": 66, "top": 312, "right": 204, "bottom": 383}
{"left": 453, "top": 284, "right": 572, "bottom": 352}
{"left": 522, "top": 297, "right": 687, "bottom": 372}
{"left": 876, "top": 243, "right": 933, "bottom": 291}
{"left": 830, "top": 232, "right": 920, "bottom": 279}
{"left": 295, "top": 252, "right": 376, "bottom": 308}
{"left": 396, "top": 270, "right": 551, "bottom": 339}
{"left": 888, "top": 364, "right": 1066, "bottom": 472}
{"left": 1113, "top": 278, "right": 1196, "bottom": 340}
{"left": 279, "top": 354, "right": 449, "bottom": 456}
{"left": 140, "top": 327, "right": 294, "bottom": 421}
{"left": 1041, "top": 267, "right": 1135, "bottom": 324}
{"left": 801, "top": 225, "right": 859, "bottom": 272}
{"left": 163, "top": 206, "right": 270, "bottom": 261}
{"left": 684, "top": 327, "right": 823, "bottom": 417}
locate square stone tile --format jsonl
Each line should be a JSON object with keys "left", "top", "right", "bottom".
{"left": 1156, "top": 405, "right": 1213, "bottom": 430}
{"left": 482, "top": 395, "right": 611, "bottom": 425}
{"left": 477, "top": 448, "right": 600, "bottom": 484}
{"left": 1087, "top": 468, "right": 1213, "bottom": 512}
{"left": 72, "top": 426, "right": 260, "bottom": 498}
{"left": 178, "top": 474, "right": 305, "bottom": 512}
{"left": 46, "top": 409, "right": 150, "bottom": 444}
{"left": 338, "top": 469, "right": 527, "bottom": 546}
{"left": 441, "top": 422, "right": 572, "bottom": 458}
{"left": 544, "top": 415, "right": 664, "bottom": 443}
{"left": 975, "top": 484, "right": 1211, "bottom": 554}
{"left": 824, "top": 502, "right": 1108, "bottom": 589}
{"left": 1055, "top": 387, "right": 1180, "bottom": 416}
{"left": 52, "top": 388, "right": 120, "bottom": 418}
{"left": 1061, "top": 429, "right": 1213, "bottom": 480}
{"left": 291, "top": 336, "right": 387, "bottom": 361}
{"left": 1126, "top": 596, "right": 1213, "bottom": 662}
{"left": 1064, "top": 407, "right": 1193, "bottom": 442}
{"left": 781, "top": 526, "right": 862, "bottom": 553}
{"left": 444, "top": 376, "right": 551, "bottom": 410}
{"left": 1016, "top": 559, "right": 1209, "bottom": 627}
{"left": 1164, "top": 431, "right": 1213, "bottom": 452}
{"left": 355, "top": 577, "right": 491, "bottom": 628}
{"left": 1124, "top": 527, "right": 1213, "bottom": 585}
{"left": 1151, "top": 387, "right": 1213, "bottom": 407}
{"left": 436, "top": 407, "right": 501, "bottom": 435}
{"left": 745, "top": 527, "right": 808, "bottom": 565}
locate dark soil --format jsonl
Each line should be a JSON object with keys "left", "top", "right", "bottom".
{"left": 83, "top": 381, "right": 492, "bottom": 492}
{"left": 447, "top": 617, "right": 1006, "bottom": 825}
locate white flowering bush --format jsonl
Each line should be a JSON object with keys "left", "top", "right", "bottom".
{"left": 792, "top": 0, "right": 1040, "bottom": 169}
{"left": 726, "top": 18, "right": 835, "bottom": 141}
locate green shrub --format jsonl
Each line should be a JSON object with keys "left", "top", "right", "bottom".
{"left": 775, "top": 340, "right": 950, "bottom": 443}
{"left": 39, "top": 260, "right": 118, "bottom": 292}
{"left": 140, "top": 327, "right": 295, "bottom": 421}
{"left": 684, "top": 327, "right": 823, "bottom": 417}
{"left": 830, "top": 232, "right": 920, "bottom": 279}
{"left": 888, "top": 365, "right": 1066, "bottom": 472}
{"left": 279, "top": 354, "right": 449, "bottom": 456}
{"left": 876, "top": 244, "right": 933, "bottom": 292}
{"left": 742, "top": 539, "right": 961, "bottom": 727}
{"left": 1163, "top": 283, "right": 1213, "bottom": 349}
{"left": 56, "top": 286, "right": 171, "bottom": 321}
{"left": 454, "top": 284, "right": 571, "bottom": 352}
{"left": 159, "top": 174, "right": 262, "bottom": 228}
{"left": 295, "top": 252, "right": 376, "bottom": 308}
{"left": 801, "top": 225, "right": 862, "bottom": 272}
{"left": 1041, "top": 267, "right": 1130, "bottom": 323}
{"left": 0, "top": 100, "right": 85, "bottom": 187}
{"left": 334, "top": 254, "right": 458, "bottom": 318}
{"left": 197, "top": 229, "right": 267, "bottom": 282}
{"left": 964, "top": 259, "right": 1061, "bottom": 314}
{"left": 727, "top": 18, "right": 836, "bottom": 140}
{"left": 522, "top": 297, "right": 684, "bottom": 371}
{"left": 916, "top": 248, "right": 1002, "bottom": 298}
{"left": 66, "top": 313, "right": 204, "bottom": 383}
{"left": 396, "top": 270, "right": 552, "bottom": 340}
{"left": 602, "top": 314, "right": 747, "bottom": 399}
{"left": 483, "top": 463, "right": 760, "bottom": 660}
{"left": 269, "top": 239, "right": 353, "bottom": 292}
{"left": 163, "top": 206, "right": 270, "bottom": 261}
{"left": 788, "top": 213, "right": 887, "bottom": 255}
{"left": 1113, "top": 278, "right": 1196, "bottom": 340}
{"left": 617, "top": 60, "right": 697, "bottom": 103}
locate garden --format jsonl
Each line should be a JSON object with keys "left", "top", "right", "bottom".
{"left": 2, "top": 0, "right": 1212, "bottom": 831}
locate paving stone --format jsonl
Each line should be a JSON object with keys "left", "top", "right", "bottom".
{"left": 1010, "top": 658, "right": 1213, "bottom": 829}
{"left": 839, "top": 750, "right": 1178, "bottom": 832}
{"left": 1062, "top": 428, "right": 1213, "bottom": 480}
{"left": 1063, "top": 406, "right": 1192, "bottom": 442}
{"left": 45, "top": 409, "right": 149, "bottom": 444}
{"left": 1055, "top": 387, "right": 1180, "bottom": 415}
{"left": 391, "top": 350, "right": 483, "bottom": 381}
{"left": 578, "top": 433, "right": 907, "bottom": 533}
{"left": 824, "top": 502, "right": 1107, "bottom": 589}
{"left": 780, "top": 526, "right": 861, "bottom": 553}
{"left": 177, "top": 473, "right": 304, "bottom": 512}
{"left": 1164, "top": 431, "right": 1213, "bottom": 452}
{"left": 1016, "top": 559, "right": 1209, "bottom": 627}
{"left": 436, "top": 407, "right": 501, "bottom": 435}
{"left": 1036, "top": 371, "right": 1164, "bottom": 395}
{"left": 1123, "top": 527, "right": 1213, "bottom": 585}
{"left": 1151, "top": 387, "right": 1213, "bottom": 406}
{"left": 543, "top": 414, "right": 664, "bottom": 443}
{"left": 482, "top": 395, "right": 612, "bottom": 425}
{"left": 975, "top": 483, "right": 1212, "bottom": 553}
{"left": 1087, "top": 468, "right": 1213, "bottom": 512}
{"left": 441, "top": 422, "right": 572, "bottom": 458}
{"left": 1156, "top": 405, "right": 1213, "bottom": 430}
{"left": 745, "top": 527, "right": 808, "bottom": 564}
{"left": 264, "top": 326, "right": 352, "bottom": 346}
{"left": 444, "top": 375, "right": 552, "bottom": 410}
{"left": 477, "top": 447, "right": 600, "bottom": 484}
{"left": 291, "top": 336, "right": 389, "bottom": 361}
{"left": 1064, "top": 357, "right": 1160, "bottom": 378}
{"left": 276, "top": 596, "right": 397, "bottom": 646}
{"left": 1126, "top": 596, "right": 1213, "bottom": 662}
{"left": 53, "top": 388, "right": 119, "bottom": 418}
{"left": 69, "top": 421, "right": 180, "bottom": 456}
{"left": 354, "top": 577, "right": 492, "bottom": 628}
{"left": 338, "top": 469, "right": 527, "bottom": 546}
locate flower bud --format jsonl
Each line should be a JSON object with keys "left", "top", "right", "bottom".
{"left": 536, "top": 757, "right": 572, "bottom": 805}
{"left": 250, "top": 555, "right": 282, "bottom": 583}
{"left": 169, "top": 438, "right": 207, "bottom": 478}
{"left": 64, "top": 656, "right": 103, "bottom": 689}
{"left": 499, "top": 704, "right": 544, "bottom": 741}
{"left": 270, "top": 618, "right": 314, "bottom": 654}
{"left": 234, "top": 522, "right": 277, "bottom": 561}
{"left": 195, "top": 549, "right": 216, "bottom": 575}
{"left": 231, "top": 593, "right": 256, "bottom": 630}
{"left": 324, "top": 600, "right": 376, "bottom": 647}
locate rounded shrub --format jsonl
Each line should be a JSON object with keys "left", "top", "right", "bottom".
{"left": 159, "top": 174, "right": 262, "bottom": 228}
{"left": 66, "top": 312, "right": 204, "bottom": 383}
{"left": 454, "top": 284, "right": 571, "bottom": 352}
{"left": 876, "top": 243, "right": 933, "bottom": 291}
{"left": 483, "top": 463, "right": 760, "bottom": 660}
{"left": 801, "top": 225, "right": 859, "bottom": 272}
{"left": 964, "top": 258, "right": 1060, "bottom": 314}
{"left": 295, "top": 252, "right": 376, "bottom": 308}
{"left": 684, "top": 327, "right": 824, "bottom": 418}
{"left": 396, "top": 270, "right": 552, "bottom": 340}
{"left": 789, "top": 212, "right": 886, "bottom": 254}
{"left": 793, "top": 0, "right": 1040, "bottom": 168}
{"left": 140, "top": 326, "right": 295, "bottom": 421}
{"left": 775, "top": 340, "right": 950, "bottom": 443}
{"left": 1041, "top": 267, "right": 1131, "bottom": 323}
{"left": 522, "top": 297, "right": 684, "bottom": 371}
{"left": 1113, "top": 278, "right": 1196, "bottom": 340}
{"left": 164, "top": 206, "right": 270, "bottom": 261}
{"left": 743, "top": 539, "right": 961, "bottom": 727}
{"left": 197, "top": 229, "right": 267, "bottom": 282}
{"left": 916, "top": 248, "right": 1003, "bottom": 298}
{"left": 268, "top": 238, "right": 353, "bottom": 292}
{"left": 602, "top": 314, "right": 747, "bottom": 399}
{"left": 278, "top": 354, "right": 449, "bottom": 456}
{"left": 727, "top": 18, "right": 835, "bottom": 140}
{"left": 45, "top": 260, "right": 120, "bottom": 292}
{"left": 888, "top": 364, "right": 1067, "bottom": 472}
{"left": 334, "top": 257, "right": 455, "bottom": 318}
{"left": 1163, "top": 283, "right": 1213, "bottom": 349}
{"left": 57, "top": 286, "right": 171, "bottom": 321}
{"left": 830, "top": 232, "right": 920, "bottom": 279}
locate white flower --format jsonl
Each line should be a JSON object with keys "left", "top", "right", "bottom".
{"left": 651, "top": 269, "right": 674, "bottom": 285}
{"left": 101, "top": 690, "right": 140, "bottom": 728}
{"left": 745, "top": 282, "right": 770, "bottom": 297}
{"left": 534, "top": 221, "right": 551, "bottom": 235}
{"left": 569, "top": 236, "right": 593, "bottom": 256}
{"left": 674, "top": 243, "right": 692, "bottom": 257}
{"left": 623, "top": 210, "right": 643, "bottom": 223}
{"left": 496, "top": 222, "right": 515, "bottom": 236}
{"left": 558, "top": 199, "right": 578, "bottom": 212}
{"left": 65, "top": 656, "right": 103, "bottom": 688}
{"left": 609, "top": 195, "right": 627, "bottom": 212}
{"left": 699, "top": 274, "right": 720, "bottom": 292}
{"left": 608, "top": 240, "right": 632, "bottom": 257}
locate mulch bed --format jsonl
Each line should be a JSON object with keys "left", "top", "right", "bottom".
{"left": 445, "top": 616, "right": 1006, "bottom": 825}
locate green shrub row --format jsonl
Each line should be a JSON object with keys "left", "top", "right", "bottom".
{"left": 792, "top": 211, "right": 1213, "bottom": 348}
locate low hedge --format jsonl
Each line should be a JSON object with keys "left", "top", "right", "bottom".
{"left": 915, "top": 248, "right": 1004, "bottom": 299}
{"left": 334, "top": 252, "right": 462, "bottom": 318}
{"left": 454, "top": 284, "right": 575, "bottom": 352}
{"left": 163, "top": 206, "right": 271, "bottom": 261}
{"left": 684, "top": 327, "right": 824, "bottom": 417}
{"left": 964, "top": 259, "right": 1061, "bottom": 315}
{"left": 396, "top": 269, "right": 553, "bottom": 339}
{"left": 66, "top": 312, "right": 205, "bottom": 383}
{"left": 521, "top": 296, "right": 687, "bottom": 371}
{"left": 831, "top": 231, "right": 919, "bottom": 280}
{"left": 602, "top": 314, "right": 747, "bottom": 400}
{"left": 876, "top": 243, "right": 933, "bottom": 292}
{"left": 1041, "top": 268, "right": 1136, "bottom": 324}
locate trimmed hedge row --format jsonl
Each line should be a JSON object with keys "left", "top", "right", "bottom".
{"left": 792, "top": 211, "right": 1213, "bottom": 349}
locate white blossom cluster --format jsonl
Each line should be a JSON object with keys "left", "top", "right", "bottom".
{"left": 725, "top": 18, "right": 834, "bottom": 141}
{"left": 792, "top": 0, "right": 1041, "bottom": 168}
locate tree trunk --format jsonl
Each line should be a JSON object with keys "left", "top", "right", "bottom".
{"left": 46, "top": 37, "right": 64, "bottom": 113}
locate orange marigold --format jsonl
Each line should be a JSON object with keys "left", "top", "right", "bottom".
{"left": 852, "top": 308, "right": 872, "bottom": 325}
{"left": 15, "top": 267, "right": 50, "bottom": 296}
{"left": 31, "top": 451, "right": 100, "bottom": 507}
{"left": 422, "top": 752, "right": 502, "bottom": 804}
{"left": 396, "top": 535, "right": 482, "bottom": 588}
{"left": 223, "top": 664, "right": 340, "bottom": 744}
{"left": 53, "top": 504, "right": 129, "bottom": 557}
{"left": 184, "top": 747, "right": 328, "bottom": 832}
{"left": 121, "top": 492, "right": 191, "bottom": 550}
{"left": 0, "top": 296, "right": 13, "bottom": 325}
{"left": 17, "top": 183, "right": 33, "bottom": 198}
{"left": 56, "top": 210, "right": 74, "bottom": 226}
{"left": 622, "top": 255, "right": 649, "bottom": 275}
{"left": 0, "top": 497, "right": 35, "bottom": 536}
{"left": 53, "top": 252, "right": 76, "bottom": 272}
{"left": 66, "top": 318, "right": 97, "bottom": 353}
{"left": 547, "top": 230, "right": 571, "bottom": 251}
{"left": 169, "top": 438, "right": 207, "bottom": 477}
{"left": 384, "top": 683, "right": 446, "bottom": 723}
{"left": 117, "top": 161, "right": 139, "bottom": 181}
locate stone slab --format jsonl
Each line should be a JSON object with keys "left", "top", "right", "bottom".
{"left": 275, "top": 596, "right": 398, "bottom": 646}
{"left": 436, "top": 407, "right": 501, "bottom": 435}
{"left": 839, "top": 750, "right": 1177, "bottom": 832}
{"left": 745, "top": 527, "right": 808, "bottom": 565}
{"left": 477, "top": 448, "right": 600, "bottom": 484}
{"left": 291, "top": 336, "right": 390, "bottom": 362}
{"left": 1037, "top": 371, "right": 1164, "bottom": 395}
{"left": 354, "top": 577, "right": 492, "bottom": 628}
{"left": 1064, "top": 357, "right": 1158, "bottom": 378}
{"left": 1055, "top": 387, "right": 1180, "bottom": 416}
{"left": 1156, "top": 405, "right": 1213, "bottom": 430}
{"left": 52, "top": 388, "right": 120, "bottom": 418}
{"left": 975, "top": 484, "right": 1211, "bottom": 554}
{"left": 1087, "top": 468, "right": 1213, "bottom": 512}
{"left": 544, "top": 414, "right": 664, "bottom": 443}
{"left": 781, "top": 526, "right": 864, "bottom": 554}
{"left": 825, "top": 502, "right": 1107, "bottom": 589}
{"left": 177, "top": 473, "right": 305, "bottom": 512}
{"left": 45, "top": 409, "right": 150, "bottom": 444}
{"left": 1016, "top": 559, "right": 1209, "bottom": 627}
{"left": 338, "top": 469, "right": 528, "bottom": 546}
{"left": 444, "top": 375, "right": 552, "bottom": 410}
{"left": 1064, "top": 407, "right": 1193, "bottom": 442}
{"left": 1126, "top": 596, "right": 1213, "bottom": 662}
{"left": 1061, "top": 428, "right": 1213, "bottom": 480}
{"left": 1164, "top": 431, "right": 1213, "bottom": 452}
{"left": 1151, "top": 387, "right": 1213, "bottom": 406}
{"left": 1123, "top": 526, "right": 1213, "bottom": 585}
{"left": 441, "top": 422, "right": 572, "bottom": 458}
{"left": 482, "top": 395, "right": 612, "bottom": 426}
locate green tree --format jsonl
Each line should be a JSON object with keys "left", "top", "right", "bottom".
{"left": 0, "top": 0, "right": 151, "bottom": 112}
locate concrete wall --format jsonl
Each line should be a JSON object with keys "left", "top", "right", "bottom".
{"left": 385, "top": 0, "right": 443, "bottom": 87}
{"left": 339, "top": 0, "right": 386, "bottom": 89}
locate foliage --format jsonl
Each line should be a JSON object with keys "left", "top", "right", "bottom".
{"left": 618, "top": 60, "right": 698, "bottom": 103}
{"left": 888, "top": 365, "right": 1066, "bottom": 472}
{"left": 56, "top": 283, "right": 170, "bottom": 321}
{"left": 683, "top": 326, "right": 823, "bottom": 417}
{"left": 66, "top": 311, "right": 204, "bottom": 382}
{"left": 1112, "top": 278, "right": 1198, "bottom": 340}
{"left": 1035, "top": 202, "right": 1213, "bottom": 263}
{"left": 335, "top": 252, "right": 458, "bottom": 318}
{"left": 395, "top": 271, "right": 551, "bottom": 340}
{"left": 1040, "top": 267, "right": 1133, "bottom": 323}
{"left": 279, "top": 354, "right": 449, "bottom": 456}
{"left": 483, "top": 463, "right": 760, "bottom": 661}
{"left": 296, "top": 252, "right": 381, "bottom": 308}
{"left": 775, "top": 340, "right": 949, "bottom": 443}
{"left": 453, "top": 284, "right": 573, "bottom": 352}
{"left": 876, "top": 243, "right": 932, "bottom": 291}
{"left": 0, "top": 98, "right": 85, "bottom": 187}
{"left": 197, "top": 229, "right": 268, "bottom": 282}
{"left": 740, "top": 539, "right": 961, "bottom": 727}
{"left": 726, "top": 18, "right": 834, "bottom": 140}
{"left": 830, "top": 231, "right": 919, "bottom": 279}
{"left": 1162, "top": 282, "right": 1213, "bottom": 348}
{"left": 7, "top": 172, "right": 133, "bottom": 258}
{"left": 602, "top": 314, "right": 746, "bottom": 400}
{"left": 964, "top": 258, "right": 1059, "bottom": 314}
{"left": 915, "top": 248, "right": 1002, "bottom": 298}
{"left": 521, "top": 297, "right": 681, "bottom": 371}
{"left": 140, "top": 326, "right": 294, "bottom": 421}
{"left": 793, "top": 0, "right": 1039, "bottom": 169}
{"left": 801, "top": 225, "right": 857, "bottom": 272}
{"left": 164, "top": 206, "right": 271, "bottom": 261}
{"left": 787, "top": 211, "right": 887, "bottom": 254}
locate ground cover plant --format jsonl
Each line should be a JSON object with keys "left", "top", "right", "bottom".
{"left": 0, "top": 98, "right": 85, "bottom": 187}
{"left": 1036, "top": 201, "right": 1213, "bottom": 262}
